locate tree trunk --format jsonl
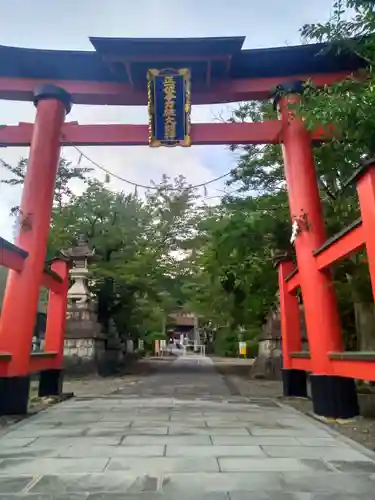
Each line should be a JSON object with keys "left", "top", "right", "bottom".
{"left": 346, "top": 273, "right": 375, "bottom": 351}
{"left": 353, "top": 301, "right": 375, "bottom": 351}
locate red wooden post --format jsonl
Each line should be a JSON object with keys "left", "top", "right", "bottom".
{"left": 0, "top": 85, "right": 71, "bottom": 414}
{"left": 278, "top": 260, "right": 302, "bottom": 367}
{"left": 278, "top": 259, "right": 307, "bottom": 397}
{"left": 38, "top": 258, "right": 70, "bottom": 397}
{"left": 275, "top": 82, "right": 358, "bottom": 418}
{"left": 356, "top": 159, "right": 375, "bottom": 299}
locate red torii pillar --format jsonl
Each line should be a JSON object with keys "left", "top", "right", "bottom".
{"left": 277, "top": 257, "right": 307, "bottom": 398}
{"left": 38, "top": 257, "right": 70, "bottom": 398}
{"left": 0, "top": 85, "right": 71, "bottom": 414}
{"left": 274, "top": 81, "right": 358, "bottom": 418}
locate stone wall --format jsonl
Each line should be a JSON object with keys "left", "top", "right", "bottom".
{"left": 63, "top": 337, "right": 106, "bottom": 376}
{"left": 64, "top": 338, "right": 97, "bottom": 359}
{"left": 251, "top": 306, "right": 308, "bottom": 380}
{"left": 63, "top": 302, "right": 143, "bottom": 376}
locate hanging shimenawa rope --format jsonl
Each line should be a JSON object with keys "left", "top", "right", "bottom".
{"left": 68, "top": 143, "right": 234, "bottom": 192}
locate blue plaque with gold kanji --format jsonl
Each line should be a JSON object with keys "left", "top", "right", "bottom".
{"left": 147, "top": 68, "right": 191, "bottom": 147}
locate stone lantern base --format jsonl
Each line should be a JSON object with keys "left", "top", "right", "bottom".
{"left": 64, "top": 305, "right": 123, "bottom": 376}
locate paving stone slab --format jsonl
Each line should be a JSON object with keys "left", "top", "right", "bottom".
{"left": 296, "top": 438, "right": 349, "bottom": 447}
{"left": 0, "top": 458, "right": 109, "bottom": 474}
{"left": 0, "top": 475, "right": 35, "bottom": 493}
{"left": 168, "top": 411, "right": 204, "bottom": 416}
{"left": 168, "top": 415, "right": 208, "bottom": 422}
{"left": 299, "top": 459, "right": 334, "bottom": 472}
{"left": 123, "top": 435, "right": 211, "bottom": 445}
{"left": 124, "top": 426, "right": 169, "bottom": 434}
{"left": 59, "top": 445, "right": 165, "bottom": 458}
{"left": 106, "top": 457, "right": 220, "bottom": 473}
{"left": 228, "top": 492, "right": 313, "bottom": 500}
{"left": 3, "top": 429, "right": 86, "bottom": 439}
{"left": 85, "top": 430, "right": 135, "bottom": 437}
{"left": 27, "top": 436, "right": 123, "bottom": 448}
{"left": 0, "top": 495, "right": 89, "bottom": 499}
{"left": 87, "top": 494, "right": 228, "bottom": 500}
{"left": 29, "top": 473, "right": 152, "bottom": 494}
{"left": 321, "top": 448, "right": 372, "bottom": 462}
{"left": 228, "top": 493, "right": 369, "bottom": 499}
{"left": 218, "top": 457, "right": 313, "bottom": 472}
{"left": 166, "top": 445, "right": 265, "bottom": 457}
{"left": 35, "top": 416, "right": 105, "bottom": 424}
{"left": 168, "top": 426, "right": 249, "bottom": 436}
{"left": 280, "top": 471, "right": 375, "bottom": 496}
{"left": 0, "top": 448, "right": 58, "bottom": 459}
{"left": 85, "top": 422, "right": 133, "bottom": 430}
{"left": 261, "top": 446, "right": 369, "bottom": 461}
{"left": 6, "top": 424, "right": 60, "bottom": 433}
{"left": 330, "top": 460, "right": 375, "bottom": 474}
{"left": 107, "top": 417, "right": 170, "bottom": 423}
{"left": 204, "top": 421, "right": 252, "bottom": 428}
{"left": 211, "top": 436, "right": 301, "bottom": 446}
{"left": 0, "top": 437, "right": 37, "bottom": 448}
{"left": 160, "top": 472, "right": 284, "bottom": 493}
{"left": 250, "top": 427, "right": 328, "bottom": 437}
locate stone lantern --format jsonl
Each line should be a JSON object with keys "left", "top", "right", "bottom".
{"left": 60, "top": 234, "right": 96, "bottom": 308}
{"left": 60, "top": 235, "right": 105, "bottom": 374}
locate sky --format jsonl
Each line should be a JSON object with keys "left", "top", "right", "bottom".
{"left": 0, "top": 0, "right": 334, "bottom": 241}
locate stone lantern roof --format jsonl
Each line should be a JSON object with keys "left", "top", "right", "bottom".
{"left": 60, "top": 235, "right": 95, "bottom": 262}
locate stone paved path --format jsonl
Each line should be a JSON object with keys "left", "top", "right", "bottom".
{"left": 0, "top": 356, "right": 375, "bottom": 499}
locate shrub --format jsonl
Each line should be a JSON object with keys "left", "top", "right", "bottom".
{"left": 246, "top": 339, "right": 259, "bottom": 358}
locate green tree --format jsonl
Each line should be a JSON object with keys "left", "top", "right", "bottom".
{"left": 0, "top": 157, "right": 93, "bottom": 212}
{"left": 188, "top": 191, "right": 291, "bottom": 352}
{"left": 299, "top": 0, "right": 375, "bottom": 154}
{"left": 47, "top": 175, "right": 205, "bottom": 341}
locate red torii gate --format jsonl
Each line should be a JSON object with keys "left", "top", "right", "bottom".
{"left": 0, "top": 36, "right": 371, "bottom": 417}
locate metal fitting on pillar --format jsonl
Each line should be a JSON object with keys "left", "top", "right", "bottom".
{"left": 33, "top": 84, "right": 72, "bottom": 114}
{"left": 271, "top": 80, "right": 305, "bottom": 110}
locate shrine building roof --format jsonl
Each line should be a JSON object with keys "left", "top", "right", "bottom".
{"left": 0, "top": 36, "right": 365, "bottom": 90}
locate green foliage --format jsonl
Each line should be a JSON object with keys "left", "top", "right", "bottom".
{"left": 3, "top": 156, "right": 205, "bottom": 343}
{"left": 299, "top": 1, "right": 375, "bottom": 156}
{"left": 187, "top": 102, "right": 295, "bottom": 343}
{"left": 49, "top": 176, "right": 202, "bottom": 340}
{"left": 214, "top": 328, "right": 239, "bottom": 357}
{"left": 246, "top": 340, "right": 259, "bottom": 358}
{"left": 0, "top": 157, "right": 93, "bottom": 213}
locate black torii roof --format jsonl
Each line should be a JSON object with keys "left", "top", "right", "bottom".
{"left": 89, "top": 36, "right": 246, "bottom": 57}
{"left": 0, "top": 36, "right": 365, "bottom": 87}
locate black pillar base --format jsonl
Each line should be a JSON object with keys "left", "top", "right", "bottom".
{"left": 310, "top": 374, "right": 359, "bottom": 419}
{"left": 282, "top": 368, "right": 308, "bottom": 398}
{"left": 0, "top": 376, "right": 30, "bottom": 415}
{"left": 38, "top": 369, "right": 63, "bottom": 397}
